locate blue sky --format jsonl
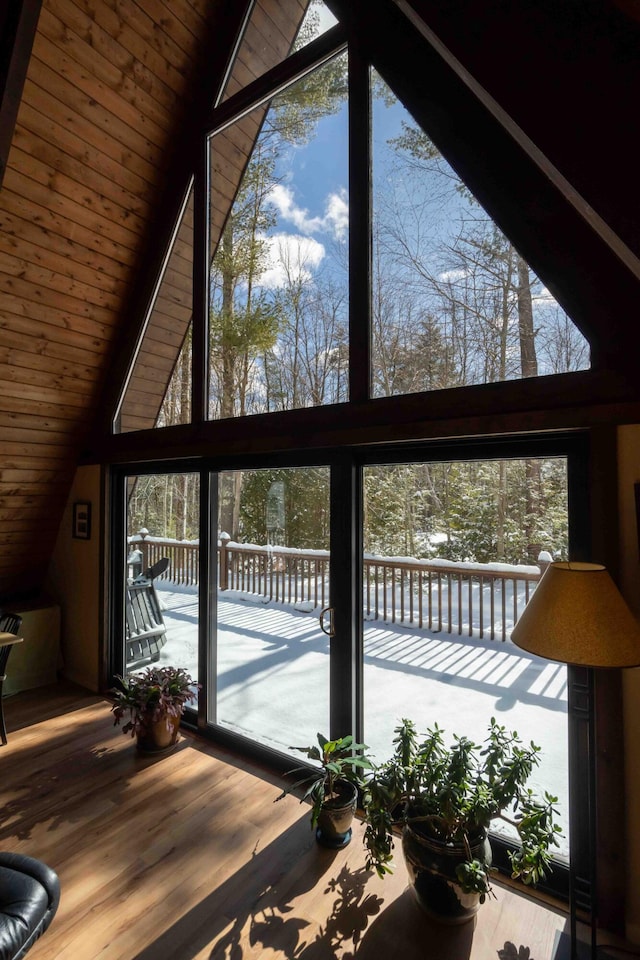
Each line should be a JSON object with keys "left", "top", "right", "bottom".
{"left": 258, "top": 68, "right": 409, "bottom": 290}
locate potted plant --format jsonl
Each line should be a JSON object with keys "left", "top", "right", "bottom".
{"left": 276, "top": 733, "right": 372, "bottom": 848}
{"left": 110, "top": 665, "right": 198, "bottom": 754}
{"left": 361, "top": 717, "right": 561, "bottom": 924}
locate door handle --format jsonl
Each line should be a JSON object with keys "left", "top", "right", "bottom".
{"left": 319, "top": 606, "right": 335, "bottom": 637}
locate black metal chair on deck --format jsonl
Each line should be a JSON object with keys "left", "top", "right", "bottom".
{"left": 0, "top": 613, "right": 23, "bottom": 746}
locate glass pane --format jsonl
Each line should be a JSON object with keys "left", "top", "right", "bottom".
{"left": 371, "top": 69, "right": 590, "bottom": 398}
{"left": 125, "top": 472, "right": 200, "bottom": 710}
{"left": 116, "top": 185, "right": 194, "bottom": 433}
{"left": 362, "top": 457, "right": 570, "bottom": 861}
{"left": 220, "top": 0, "right": 338, "bottom": 102}
{"left": 213, "top": 466, "right": 330, "bottom": 752}
{"left": 208, "top": 53, "right": 349, "bottom": 419}
{"left": 156, "top": 323, "right": 192, "bottom": 428}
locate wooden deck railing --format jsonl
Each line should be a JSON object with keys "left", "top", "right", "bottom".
{"left": 128, "top": 534, "right": 545, "bottom": 642}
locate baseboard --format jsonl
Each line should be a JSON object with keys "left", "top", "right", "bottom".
{"left": 552, "top": 930, "right": 615, "bottom": 959}
{"left": 59, "top": 668, "right": 99, "bottom": 693}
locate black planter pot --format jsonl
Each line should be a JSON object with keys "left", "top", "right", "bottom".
{"left": 316, "top": 780, "right": 358, "bottom": 849}
{"left": 401, "top": 824, "right": 492, "bottom": 925}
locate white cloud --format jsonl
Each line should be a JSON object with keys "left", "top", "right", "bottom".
{"left": 439, "top": 268, "right": 467, "bottom": 283}
{"left": 267, "top": 184, "right": 349, "bottom": 241}
{"left": 268, "top": 184, "right": 323, "bottom": 234}
{"left": 324, "top": 189, "right": 349, "bottom": 241}
{"left": 258, "top": 233, "right": 326, "bottom": 289}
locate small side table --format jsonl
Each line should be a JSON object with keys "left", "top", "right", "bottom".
{"left": 0, "top": 632, "right": 24, "bottom": 745}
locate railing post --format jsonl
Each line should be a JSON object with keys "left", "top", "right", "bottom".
{"left": 219, "top": 532, "right": 230, "bottom": 590}
{"left": 127, "top": 546, "right": 142, "bottom": 580}
{"left": 139, "top": 528, "right": 149, "bottom": 573}
{"left": 537, "top": 549, "right": 552, "bottom": 578}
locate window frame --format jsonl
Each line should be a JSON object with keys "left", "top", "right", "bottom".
{"left": 109, "top": 429, "right": 590, "bottom": 904}
{"left": 103, "top": 0, "right": 607, "bottom": 914}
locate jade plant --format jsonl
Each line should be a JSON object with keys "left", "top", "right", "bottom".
{"left": 276, "top": 733, "right": 372, "bottom": 828}
{"left": 361, "top": 717, "right": 561, "bottom": 900}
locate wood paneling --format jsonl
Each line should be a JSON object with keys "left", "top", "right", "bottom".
{"left": 222, "top": 0, "right": 308, "bottom": 100}
{"left": 0, "top": 0, "right": 232, "bottom": 600}
{"left": 118, "top": 187, "right": 194, "bottom": 434}
{"left": 0, "top": 3, "right": 42, "bottom": 189}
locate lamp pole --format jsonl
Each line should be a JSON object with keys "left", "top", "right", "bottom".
{"left": 511, "top": 561, "right": 640, "bottom": 960}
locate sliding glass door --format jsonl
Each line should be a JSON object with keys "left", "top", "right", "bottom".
{"left": 360, "top": 454, "right": 571, "bottom": 861}
{"left": 112, "top": 435, "right": 587, "bottom": 898}
{"left": 209, "top": 465, "right": 333, "bottom": 754}
{"left": 122, "top": 471, "right": 200, "bottom": 710}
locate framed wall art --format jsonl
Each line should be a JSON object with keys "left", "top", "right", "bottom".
{"left": 72, "top": 501, "right": 92, "bottom": 540}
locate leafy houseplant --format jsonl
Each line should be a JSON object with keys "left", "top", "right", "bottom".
{"left": 276, "top": 734, "right": 372, "bottom": 848}
{"left": 111, "top": 665, "right": 198, "bottom": 753}
{"left": 362, "top": 718, "right": 561, "bottom": 923}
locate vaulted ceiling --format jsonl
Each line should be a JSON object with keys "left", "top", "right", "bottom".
{"left": 1, "top": 0, "right": 640, "bottom": 603}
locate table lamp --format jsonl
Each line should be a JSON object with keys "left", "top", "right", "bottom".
{"left": 511, "top": 561, "right": 640, "bottom": 959}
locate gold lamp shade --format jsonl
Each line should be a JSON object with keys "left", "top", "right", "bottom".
{"left": 511, "top": 561, "right": 640, "bottom": 668}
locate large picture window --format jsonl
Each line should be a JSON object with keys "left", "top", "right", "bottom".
{"left": 108, "top": 0, "right": 598, "bottom": 912}
{"left": 113, "top": 1, "right": 590, "bottom": 434}
{"left": 371, "top": 69, "right": 589, "bottom": 397}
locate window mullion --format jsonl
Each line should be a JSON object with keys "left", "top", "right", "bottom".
{"left": 329, "top": 458, "right": 361, "bottom": 742}
{"left": 348, "top": 42, "right": 372, "bottom": 404}
{"left": 192, "top": 136, "right": 209, "bottom": 424}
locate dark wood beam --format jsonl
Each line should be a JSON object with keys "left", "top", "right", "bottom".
{"left": 325, "top": 0, "right": 640, "bottom": 373}
{"left": 0, "top": 0, "right": 42, "bottom": 190}
{"left": 397, "top": 0, "right": 640, "bottom": 266}
{"left": 83, "top": 367, "right": 640, "bottom": 465}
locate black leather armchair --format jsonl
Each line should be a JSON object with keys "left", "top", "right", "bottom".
{"left": 0, "top": 854, "right": 60, "bottom": 960}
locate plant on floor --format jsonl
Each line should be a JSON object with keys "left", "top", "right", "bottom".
{"left": 110, "top": 665, "right": 198, "bottom": 740}
{"left": 362, "top": 717, "right": 561, "bottom": 914}
{"left": 276, "top": 733, "right": 373, "bottom": 847}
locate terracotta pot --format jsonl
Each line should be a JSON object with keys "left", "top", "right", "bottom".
{"left": 402, "top": 823, "right": 492, "bottom": 925}
{"left": 136, "top": 712, "right": 181, "bottom": 754}
{"left": 316, "top": 780, "right": 358, "bottom": 849}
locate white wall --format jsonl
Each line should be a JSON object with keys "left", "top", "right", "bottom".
{"left": 46, "top": 464, "right": 102, "bottom": 692}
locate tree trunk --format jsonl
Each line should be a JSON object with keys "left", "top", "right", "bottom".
{"left": 220, "top": 224, "right": 236, "bottom": 420}
{"left": 516, "top": 256, "right": 538, "bottom": 379}
{"left": 516, "top": 254, "right": 541, "bottom": 559}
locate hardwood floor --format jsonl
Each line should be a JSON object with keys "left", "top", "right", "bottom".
{"left": 1, "top": 683, "right": 577, "bottom": 959}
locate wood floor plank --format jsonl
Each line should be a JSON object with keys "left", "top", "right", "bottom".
{"left": 0, "top": 682, "right": 583, "bottom": 960}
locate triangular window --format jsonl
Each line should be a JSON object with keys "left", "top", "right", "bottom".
{"left": 220, "top": 0, "right": 338, "bottom": 103}
{"left": 116, "top": 183, "right": 194, "bottom": 433}
{"left": 114, "top": 1, "right": 590, "bottom": 434}
{"left": 370, "top": 69, "right": 589, "bottom": 397}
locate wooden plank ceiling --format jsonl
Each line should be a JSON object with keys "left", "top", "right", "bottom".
{"left": 0, "top": 0, "right": 306, "bottom": 601}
